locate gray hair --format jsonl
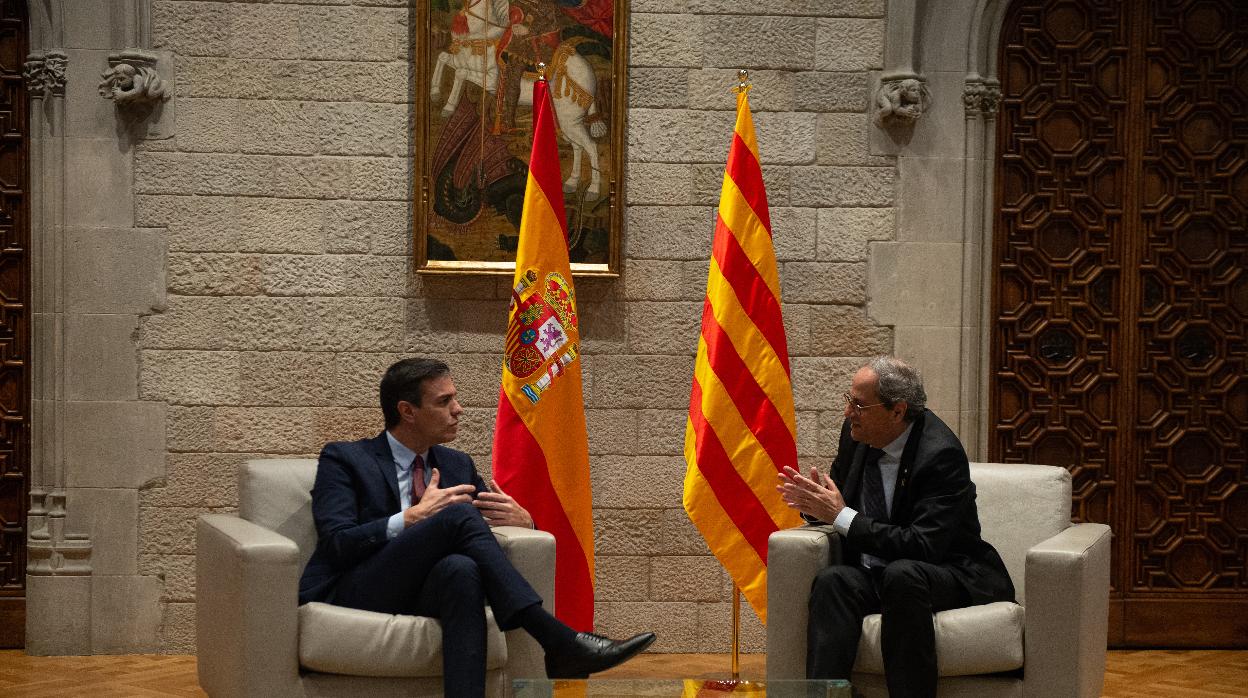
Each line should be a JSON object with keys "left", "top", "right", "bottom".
{"left": 864, "top": 355, "right": 927, "bottom": 420}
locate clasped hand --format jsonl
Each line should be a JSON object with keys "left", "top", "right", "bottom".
{"left": 402, "top": 470, "right": 534, "bottom": 529}
{"left": 777, "top": 465, "right": 846, "bottom": 523}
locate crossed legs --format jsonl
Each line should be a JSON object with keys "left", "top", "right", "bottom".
{"left": 331, "top": 503, "right": 543, "bottom": 695}
{"left": 328, "top": 502, "right": 656, "bottom": 695}
{"left": 806, "top": 559, "right": 969, "bottom": 698}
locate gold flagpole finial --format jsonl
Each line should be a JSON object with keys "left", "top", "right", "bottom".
{"left": 537, "top": 62, "right": 548, "bottom": 82}
{"left": 734, "top": 68, "right": 751, "bottom": 94}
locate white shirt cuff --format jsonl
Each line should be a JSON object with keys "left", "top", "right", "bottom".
{"left": 833, "top": 507, "right": 857, "bottom": 537}
{"left": 386, "top": 512, "right": 404, "bottom": 539}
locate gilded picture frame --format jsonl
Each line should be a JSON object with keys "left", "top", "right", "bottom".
{"left": 415, "top": 0, "right": 628, "bottom": 276}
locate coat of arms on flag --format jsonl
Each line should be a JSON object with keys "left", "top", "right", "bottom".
{"left": 505, "top": 268, "right": 581, "bottom": 404}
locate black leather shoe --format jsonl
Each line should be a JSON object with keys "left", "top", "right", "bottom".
{"left": 544, "top": 631, "right": 657, "bottom": 679}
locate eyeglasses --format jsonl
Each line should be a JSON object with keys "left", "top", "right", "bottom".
{"left": 843, "top": 391, "right": 885, "bottom": 415}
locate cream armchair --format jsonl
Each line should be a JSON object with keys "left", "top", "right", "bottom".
{"left": 767, "top": 462, "right": 1111, "bottom": 697}
{"left": 196, "top": 459, "right": 555, "bottom": 697}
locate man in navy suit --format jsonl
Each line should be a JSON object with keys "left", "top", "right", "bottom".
{"left": 778, "top": 356, "right": 1015, "bottom": 698}
{"left": 299, "top": 357, "right": 654, "bottom": 696}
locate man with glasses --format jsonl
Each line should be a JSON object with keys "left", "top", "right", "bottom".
{"left": 778, "top": 355, "right": 1015, "bottom": 698}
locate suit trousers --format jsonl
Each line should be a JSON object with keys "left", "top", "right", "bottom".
{"left": 806, "top": 559, "right": 970, "bottom": 698}
{"left": 331, "top": 503, "right": 543, "bottom": 697}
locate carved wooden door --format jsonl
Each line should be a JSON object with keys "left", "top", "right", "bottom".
{"left": 992, "top": 0, "right": 1247, "bottom": 647}
{"left": 0, "top": 0, "right": 27, "bottom": 648}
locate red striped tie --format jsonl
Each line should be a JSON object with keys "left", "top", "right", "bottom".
{"left": 411, "top": 454, "right": 427, "bottom": 502}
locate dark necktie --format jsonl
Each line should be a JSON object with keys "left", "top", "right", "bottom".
{"left": 411, "top": 454, "right": 427, "bottom": 502}
{"left": 860, "top": 448, "right": 888, "bottom": 522}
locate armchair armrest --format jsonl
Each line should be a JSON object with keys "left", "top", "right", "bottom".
{"left": 491, "top": 525, "right": 557, "bottom": 679}
{"left": 492, "top": 526, "right": 556, "bottom": 602}
{"left": 766, "top": 524, "right": 840, "bottom": 680}
{"left": 1023, "top": 522, "right": 1111, "bottom": 698}
{"left": 197, "top": 514, "right": 303, "bottom": 698}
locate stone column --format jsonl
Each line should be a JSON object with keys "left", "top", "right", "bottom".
{"left": 25, "top": 0, "right": 171, "bottom": 655}
{"left": 25, "top": 50, "right": 96, "bottom": 656}
{"left": 961, "top": 78, "right": 1002, "bottom": 458}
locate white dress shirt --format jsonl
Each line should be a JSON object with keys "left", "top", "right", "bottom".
{"left": 385, "top": 431, "right": 430, "bottom": 539}
{"left": 832, "top": 422, "right": 914, "bottom": 569}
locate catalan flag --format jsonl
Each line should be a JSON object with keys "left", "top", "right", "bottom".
{"left": 682, "top": 86, "right": 802, "bottom": 623}
{"left": 492, "top": 74, "right": 595, "bottom": 631}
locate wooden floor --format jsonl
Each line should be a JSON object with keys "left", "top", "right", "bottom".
{"left": 0, "top": 649, "right": 1245, "bottom": 696}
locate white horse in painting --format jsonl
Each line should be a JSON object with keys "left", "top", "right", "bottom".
{"left": 519, "top": 38, "right": 608, "bottom": 196}
{"left": 430, "top": 0, "right": 512, "bottom": 118}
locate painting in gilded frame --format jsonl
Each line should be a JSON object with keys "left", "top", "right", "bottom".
{"left": 415, "top": 0, "right": 626, "bottom": 275}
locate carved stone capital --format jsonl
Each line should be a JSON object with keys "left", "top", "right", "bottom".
{"left": 43, "top": 50, "right": 69, "bottom": 95}
{"left": 23, "top": 51, "right": 69, "bottom": 97}
{"left": 874, "top": 76, "right": 931, "bottom": 128}
{"left": 963, "top": 80, "right": 1002, "bottom": 117}
{"left": 23, "top": 54, "right": 46, "bottom": 96}
{"left": 100, "top": 50, "right": 169, "bottom": 110}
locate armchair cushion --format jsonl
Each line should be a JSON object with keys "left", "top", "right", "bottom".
{"left": 239, "top": 458, "right": 321, "bottom": 570}
{"left": 298, "top": 602, "right": 508, "bottom": 677}
{"left": 970, "top": 463, "right": 1072, "bottom": 604}
{"left": 853, "top": 601, "right": 1024, "bottom": 676}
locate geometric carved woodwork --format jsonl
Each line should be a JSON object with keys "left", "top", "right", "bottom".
{"left": 0, "top": 0, "right": 26, "bottom": 648}
{"left": 993, "top": 0, "right": 1247, "bottom": 646}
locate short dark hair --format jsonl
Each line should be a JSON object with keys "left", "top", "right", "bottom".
{"left": 379, "top": 358, "right": 451, "bottom": 428}
{"left": 865, "top": 355, "right": 927, "bottom": 421}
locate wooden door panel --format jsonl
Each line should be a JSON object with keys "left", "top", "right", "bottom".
{"left": 993, "top": 0, "right": 1247, "bottom": 647}
{"left": 0, "top": 0, "right": 26, "bottom": 649}
{"left": 993, "top": 0, "right": 1129, "bottom": 574}
{"left": 1133, "top": 0, "right": 1248, "bottom": 602}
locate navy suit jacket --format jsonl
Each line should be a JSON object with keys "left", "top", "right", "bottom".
{"left": 826, "top": 410, "right": 1016, "bottom": 606}
{"left": 298, "top": 432, "right": 487, "bottom": 605}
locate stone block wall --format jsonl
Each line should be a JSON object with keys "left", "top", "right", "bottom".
{"left": 135, "top": 0, "right": 895, "bottom": 653}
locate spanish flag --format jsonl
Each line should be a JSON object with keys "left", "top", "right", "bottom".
{"left": 492, "top": 75, "right": 595, "bottom": 631}
{"left": 682, "top": 86, "right": 802, "bottom": 623}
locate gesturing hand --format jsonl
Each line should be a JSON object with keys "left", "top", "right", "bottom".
{"left": 473, "top": 480, "right": 535, "bottom": 529}
{"left": 403, "top": 468, "right": 475, "bottom": 526}
{"left": 776, "top": 465, "right": 846, "bottom": 523}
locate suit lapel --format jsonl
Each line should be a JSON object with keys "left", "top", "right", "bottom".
{"left": 843, "top": 442, "right": 870, "bottom": 509}
{"left": 370, "top": 431, "right": 401, "bottom": 508}
{"left": 893, "top": 411, "right": 927, "bottom": 517}
{"left": 425, "top": 445, "right": 444, "bottom": 488}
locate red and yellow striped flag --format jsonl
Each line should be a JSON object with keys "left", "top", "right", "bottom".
{"left": 492, "top": 76, "right": 594, "bottom": 631}
{"left": 683, "top": 87, "right": 802, "bottom": 623}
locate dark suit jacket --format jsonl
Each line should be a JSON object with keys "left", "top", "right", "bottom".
{"left": 827, "top": 410, "right": 1015, "bottom": 606}
{"left": 298, "top": 432, "right": 488, "bottom": 605}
